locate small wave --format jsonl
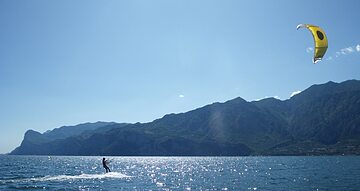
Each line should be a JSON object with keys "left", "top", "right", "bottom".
{"left": 35, "top": 172, "right": 130, "bottom": 181}
{"left": 0, "top": 172, "right": 130, "bottom": 183}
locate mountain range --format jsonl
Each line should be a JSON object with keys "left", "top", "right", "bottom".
{"left": 10, "top": 80, "right": 360, "bottom": 156}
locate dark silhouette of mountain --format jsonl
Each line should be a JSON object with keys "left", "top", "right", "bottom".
{"left": 10, "top": 80, "right": 360, "bottom": 156}
{"left": 10, "top": 122, "right": 128, "bottom": 155}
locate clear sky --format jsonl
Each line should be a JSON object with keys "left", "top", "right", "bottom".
{"left": 1, "top": 0, "right": 360, "bottom": 153}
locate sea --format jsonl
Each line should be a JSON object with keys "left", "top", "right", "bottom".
{"left": 0, "top": 155, "right": 359, "bottom": 191}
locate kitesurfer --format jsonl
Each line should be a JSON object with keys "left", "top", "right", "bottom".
{"left": 102, "top": 157, "right": 111, "bottom": 173}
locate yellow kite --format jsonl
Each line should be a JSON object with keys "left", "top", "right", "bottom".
{"left": 297, "top": 24, "right": 328, "bottom": 63}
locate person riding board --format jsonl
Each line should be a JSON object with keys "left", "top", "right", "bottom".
{"left": 102, "top": 158, "right": 111, "bottom": 173}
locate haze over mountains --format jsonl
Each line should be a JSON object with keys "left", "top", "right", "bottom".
{"left": 10, "top": 80, "right": 360, "bottom": 156}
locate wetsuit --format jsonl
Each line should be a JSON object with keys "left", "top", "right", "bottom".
{"left": 102, "top": 158, "right": 111, "bottom": 173}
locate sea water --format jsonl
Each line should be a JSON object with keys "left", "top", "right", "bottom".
{"left": 0, "top": 155, "right": 359, "bottom": 190}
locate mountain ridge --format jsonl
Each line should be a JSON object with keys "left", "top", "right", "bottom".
{"left": 10, "top": 80, "right": 360, "bottom": 156}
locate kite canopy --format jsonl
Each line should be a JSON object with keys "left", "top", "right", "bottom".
{"left": 297, "top": 24, "right": 328, "bottom": 63}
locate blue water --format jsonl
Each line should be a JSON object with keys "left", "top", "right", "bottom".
{"left": 0, "top": 156, "right": 359, "bottom": 190}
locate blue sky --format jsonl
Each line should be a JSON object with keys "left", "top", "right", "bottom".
{"left": 1, "top": 0, "right": 360, "bottom": 153}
